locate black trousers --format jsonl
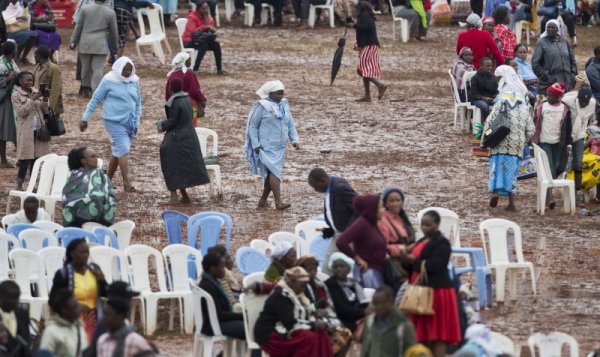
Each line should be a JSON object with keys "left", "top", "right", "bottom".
{"left": 184, "top": 40, "right": 222, "bottom": 72}
{"left": 470, "top": 0, "right": 483, "bottom": 16}
{"left": 248, "top": 0, "right": 283, "bottom": 25}
{"left": 17, "top": 158, "right": 35, "bottom": 183}
{"left": 221, "top": 320, "right": 245, "bottom": 340}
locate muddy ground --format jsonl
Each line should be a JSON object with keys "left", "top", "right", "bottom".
{"left": 1, "top": 9, "right": 599, "bottom": 356}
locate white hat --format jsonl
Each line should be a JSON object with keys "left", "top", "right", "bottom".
{"left": 271, "top": 241, "right": 294, "bottom": 260}
{"left": 256, "top": 80, "right": 285, "bottom": 99}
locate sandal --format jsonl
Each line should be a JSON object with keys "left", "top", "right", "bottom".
{"left": 378, "top": 85, "right": 388, "bottom": 100}
{"left": 489, "top": 195, "right": 499, "bottom": 208}
{"left": 123, "top": 185, "right": 138, "bottom": 193}
{"left": 276, "top": 203, "right": 291, "bottom": 210}
{"left": 355, "top": 97, "right": 371, "bottom": 103}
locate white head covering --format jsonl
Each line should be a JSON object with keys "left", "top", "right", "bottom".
{"left": 328, "top": 252, "right": 355, "bottom": 271}
{"left": 104, "top": 57, "right": 139, "bottom": 83}
{"left": 466, "top": 13, "right": 482, "bottom": 29}
{"left": 167, "top": 52, "right": 190, "bottom": 77}
{"left": 256, "top": 80, "right": 285, "bottom": 99}
{"left": 494, "top": 65, "right": 528, "bottom": 106}
{"left": 271, "top": 241, "right": 294, "bottom": 260}
{"left": 540, "top": 19, "right": 561, "bottom": 38}
{"left": 464, "top": 324, "right": 500, "bottom": 357}
{"left": 2, "top": 1, "right": 24, "bottom": 23}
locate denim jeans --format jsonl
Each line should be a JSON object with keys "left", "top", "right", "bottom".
{"left": 353, "top": 265, "right": 384, "bottom": 289}
{"left": 472, "top": 100, "right": 491, "bottom": 121}
{"left": 571, "top": 139, "right": 584, "bottom": 172}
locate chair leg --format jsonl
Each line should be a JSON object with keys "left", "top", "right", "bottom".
{"left": 566, "top": 185, "right": 575, "bottom": 215}
{"left": 529, "top": 265, "right": 537, "bottom": 297}
{"left": 392, "top": 20, "right": 396, "bottom": 41}
{"left": 203, "top": 338, "right": 214, "bottom": 357}
{"left": 494, "top": 267, "right": 507, "bottom": 303}
{"left": 183, "top": 295, "right": 194, "bottom": 334}
{"left": 539, "top": 184, "right": 547, "bottom": 215}
{"left": 308, "top": 7, "right": 315, "bottom": 27}
{"left": 329, "top": 8, "right": 334, "bottom": 28}
{"left": 5, "top": 195, "right": 12, "bottom": 215}
{"left": 145, "top": 296, "right": 159, "bottom": 335}
{"left": 475, "top": 269, "right": 487, "bottom": 308}
{"left": 507, "top": 269, "right": 518, "bottom": 301}
{"left": 485, "top": 272, "right": 493, "bottom": 307}
{"left": 168, "top": 299, "right": 175, "bottom": 330}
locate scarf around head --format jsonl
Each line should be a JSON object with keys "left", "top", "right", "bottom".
{"left": 495, "top": 65, "right": 528, "bottom": 107}
{"left": 541, "top": 19, "right": 561, "bottom": 38}
{"left": 103, "top": 57, "right": 139, "bottom": 83}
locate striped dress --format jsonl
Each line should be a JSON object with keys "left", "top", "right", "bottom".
{"left": 358, "top": 44, "right": 381, "bottom": 79}
{"left": 354, "top": 10, "right": 381, "bottom": 79}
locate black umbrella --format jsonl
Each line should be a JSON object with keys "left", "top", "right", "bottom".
{"left": 331, "top": 27, "right": 349, "bottom": 86}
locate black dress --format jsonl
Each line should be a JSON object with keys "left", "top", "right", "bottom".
{"left": 160, "top": 92, "right": 210, "bottom": 190}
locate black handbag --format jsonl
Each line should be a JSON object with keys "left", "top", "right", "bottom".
{"left": 192, "top": 30, "right": 216, "bottom": 46}
{"left": 35, "top": 125, "right": 51, "bottom": 142}
{"left": 32, "top": 20, "right": 56, "bottom": 32}
{"left": 482, "top": 102, "right": 511, "bottom": 148}
{"left": 44, "top": 108, "right": 66, "bottom": 136}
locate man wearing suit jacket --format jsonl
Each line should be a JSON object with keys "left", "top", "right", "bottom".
{"left": 308, "top": 168, "right": 357, "bottom": 274}
{"left": 70, "top": 0, "right": 118, "bottom": 94}
{"left": 0, "top": 281, "right": 30, "bottom": 347}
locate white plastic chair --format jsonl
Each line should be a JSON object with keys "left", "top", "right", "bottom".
{"left": 308, "top": 0, "right": 334, "bottom": 28}
{"left": 364, "top": 288, "right": 375, "bottom": 302}
{"left": 110, "top": 220, "right": 136, "bottom": 250}
{"left": 240, "top": 293, "right": 269, "bottom": 357}
{"left": 89, "top": 246, "right": 129, "bottom": 283}
{"left": 136, "top": 3, "right": 172, "bottom": 65}
{"left": 448, "top": 69, "right": 473, "bottom": 132}
{"left": 5, "top": 153, "right": 57, "bottom": 214}
{"left": 490, "top": 331, "right": 520, "bottom": 356}
{"left": 1, "top": 214, "right": 18, "bottom": 230}
{"left": 32, "top": 221, "right": 64, "bottom": 235}
{"left": 32, "top": 156, "right": 69, "bottom": 220}
{"left": 18, "top": 228, "right": 58, "bottom": 252}
{"left": 528, "top": 332, "right": 579, "bottom": 357}
{"left": 175, "top": 18, "right": 197, "bottom": 65}
{"left": 242, "top": 272, "right": 265, "bottom": 288}
{"left": 125, "top": 244, "right": 189, "bottom": 335}
{"left": 388, "top": 0, "right": 409, "bottom": 43}
{"left": 81, "top": 222, "right": 104, "bottom": 233}
{"left": 316, "top": 271, "right": 329, "bottom": 282}
{"left": 480, "top": 218, "right": 536, "bottom": 303}
{"left": 9, "top": 248, "right": 49, "bottom": 322}
{"left": 38, "top": 246, "right": 66, "bottom": 290}
{"left": 0, "top": 233, "right": 20, "bottom": 280}
{"left": 162, "top": 244, "right": 202, "bottom": 333}
{"left": 416, "top": 207, "right": 461, "bottom": 246}
{"left": 268, "top": 232, "right": 302, "bottom": 255}
{"left": 514, "top": 20, "right": 531, "bottom": 45}
{"left": 294, "top": 220, "right": 328, "bottom": 257}
{"left": 243, "top": 3, "right": 274, "bottom": 26}
{"left": 463, "top": 70, "right": 482, "bottom": 132}
{"left": 195, "top": 128, "right": 223, "bottom": 196}
{"left": 249, "top": 239, "right": 275, "bottom": 258}
{"left": 532, "top": 144, "right": 576, "bottom": 215}
{"left": 190, "top": 283, "right": 237, "bottom": 357}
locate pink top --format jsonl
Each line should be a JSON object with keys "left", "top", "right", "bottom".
{"left": 378, "top": 210, "right": 409, "bottom": 257}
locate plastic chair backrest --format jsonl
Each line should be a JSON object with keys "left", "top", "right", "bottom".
{"left": 21, "top": 153, "right": 58, "bottom": 194}
{"left": 38, "top": 246, "right": 66, "bottom": 288}
{"left": 242, "top": 272, "right": 265, "bottom": 288}
{"left": 187, "top": 215, "right": 225, "bottom": 256}
{"left": 462, "top": 70, "right": 477, "bottom": 100}
{"left": 93, "top": 227, "right": 119, "bottom": 248}
{"left": 175, "top": 18, "right": 187, "bottom": 50}
{"left": 89, "top": 246, "right": 129, "bottom": 283}
{"left": 490, "top": 331, "right": 516, "bottom": 355}
{"left": 161, "top": 210, "right": 189, "bottom": 245}
{"left": 236, "top": 247, "right": 270, "bottom": 276}
{"left": 110, "top": 220, "right": 135, "bottom": 250}
{"left": 532, "top": 143, "right": 553, "bottom": 184}
{"left": 125, "top": 244, "right": 168, "bottom": 293}
{"left": 9, "top": 248, "right": 47, "bottom": 298}
{"left": 33, "top": 221, "right": 64, "bottom": 235}
{"left": 479, "top": 218, "right": 524, "bottom": 266}
{"left": 81, "top": 222, "right": 104, "bottom": 233}
{"left": 36, "top": 156, "right": 63, "bottom": 196}
{"left": 190, "top": 284, "right": 223, "bottom": 336}
{"left": 163, "top": 244, "right": 203, "bottom": 291}
{"left": 19, "top": 228, "right": 58, "bottom": 252}
{"left": 316, "top": 271, "right": 329, "bottom": 282}
{"left": 448, "top": 69, "right": 462, "bottom": 105}
{"left": 267, "top": 232, "right": 299, "bottom": 248}
{"left": 49, "top": 157, "right": 69, "bottom": 197}
{"left": 294, "top": 220, "right": 328, "bottom": 242}
{"left": 249, "top": 239, "right": 274, "bottom": 258}
{"left": 308, "top": 236, "right": 330, "bottom": 267}
{"left": 240, "top": 293, "right": 268, "bottom": 348}
{"left": 137, "top": 3, "right": 165, "bottom": 39}
{"left": 2, "top": 214, "right": 18, "bottom": 230}
{"left": 7, "top": 223, "right": 37, "bottom": 238}
{"left": 0, "top": 233, "right": 20, "bottom": 280}
{"left": 417, "top": 207, "right": 461, "bottom": 246}
{"left": 190, "top": 212, "right": 232, "bottom": 251}
{"left": 528, "top": 332, "right": 579, "bottom": 357}
{"left": 195, "top": 128, "right": 219, "bottom": 157}
{"left": 55, "top": 227, "right": 96, "bottom": 247}
{"left": 388, "top": 0, "right": 401, "bottom": 21}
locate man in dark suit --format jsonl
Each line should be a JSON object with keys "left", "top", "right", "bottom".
{"left": 308, "top": 168, "right": 357, "bottom": 274}
{"left": 0, "top": 280, "right": 30, "bottom": 347}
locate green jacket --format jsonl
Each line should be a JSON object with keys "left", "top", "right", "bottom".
{"left": 361, "top": 308, "right": 416, "bottom": 357}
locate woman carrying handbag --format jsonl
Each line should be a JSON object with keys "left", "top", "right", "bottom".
{"left": 400, "top": 210, "right": 461, "bottom": 357}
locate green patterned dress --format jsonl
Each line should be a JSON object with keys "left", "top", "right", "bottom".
{"left": 62, "top": 168, "right": 116, "bottom": 227}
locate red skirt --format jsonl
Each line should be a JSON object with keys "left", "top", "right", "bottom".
{"left": 357, "top": 45, "right": 381, "bottom": 79}
{"left": 410, "top": 287, "right": 461, "bottom": 345}
{"left": 261, "top": 330, "right": 333, "bottom": 357}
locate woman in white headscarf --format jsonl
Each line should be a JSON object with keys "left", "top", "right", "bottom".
{"left": 245, "top": 80, "right": 300, "bottom": 210}
{"left": 80, "top": 57, "right": 142, "bottom": 192}
{"left": 264, "top": 241, "right": 297, "bottom": 282}
{"left": 165, "top": 52, "right": 207, "bottom": 127}
{"left": 482, "top": 64, "right": 535, "bottom": 211}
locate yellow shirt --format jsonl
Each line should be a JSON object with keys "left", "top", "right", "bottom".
{"left": 73, "top": 269, "right": 98, "bottom": 309}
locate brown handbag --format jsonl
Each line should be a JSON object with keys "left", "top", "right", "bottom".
{"left": 398, "top": 260, "right": 434, "bottom": 316}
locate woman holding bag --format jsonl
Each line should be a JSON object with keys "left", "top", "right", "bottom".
{"left": 400, "top": 210, "right": 460, "bottom": 357}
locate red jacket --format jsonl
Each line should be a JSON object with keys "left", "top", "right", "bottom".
{"left": 456, "top": 29, "right": 504, "bottom": 69}
{"left": 182, "top": 11, "right": 214, "bottom": 43}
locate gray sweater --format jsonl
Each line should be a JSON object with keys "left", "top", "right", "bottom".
{"left": 531, "top": 36, "right": 577, "bottom": 93}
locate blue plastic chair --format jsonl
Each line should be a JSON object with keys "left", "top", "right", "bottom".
{"left": 7, "top": 223, "right": 36, "bottom": 238}
{"left": 452, "top": 247, "right": 492, "bottom": 308}
{"left": 235, "top": 247, "right": 270, "bottom": 276}
{"left": 55, "top": 227, "right": 96, "bottom": 247}
{"left": 92, "top": 227, "right": 119, "bottom": 248}
{"left": 308, "top": 235, "right": 331, "bottom": 268}
{"left": 187, "top": 215, "right": 225, "bottom": 256}
{"left": 161, "top": 210, "right": 189, "bottom": 245}
{"left": 189, "top": 211, "right": 233, "bottom": 251}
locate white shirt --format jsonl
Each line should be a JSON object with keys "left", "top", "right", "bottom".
{"left": 540, "top": 102, "right": 565, "bottom": 144}
{"left": 562, "top": 91, "right": 597, "bottom": 142}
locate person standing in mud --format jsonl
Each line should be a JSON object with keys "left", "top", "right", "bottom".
{"left": 346, "top": 1, "right": 387, "bottom": 102}
{"left": 245, "top": 80, "right": 300, "bottom": 210}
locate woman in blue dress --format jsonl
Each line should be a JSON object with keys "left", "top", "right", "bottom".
{"left": 80, "top": 57, "right": 142, "bottom": 192}
{"left": 245, "top": 80, "right": 300, "bottom": 210}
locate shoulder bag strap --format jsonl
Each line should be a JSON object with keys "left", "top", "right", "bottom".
{"left": 384, "top": 215, "right": 407, "bottom": 244}
{"left": 418, "top": 260, "right": 429, "bottom": 286}
{"left": 76, "top": 324, "right": 81, "bottom": 357}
